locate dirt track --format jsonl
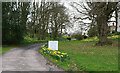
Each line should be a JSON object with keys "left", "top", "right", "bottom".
{"left": 1, "top": 44, "right": 62, "bottom": 71}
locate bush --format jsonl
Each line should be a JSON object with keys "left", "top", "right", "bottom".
{"left": 75, "top": 34, "right": 84, "bottom": 40}
{"left": 88, "top": 26, "right": 98, "bottom": 37}
{"left": 108, "top": 32, "right": 120, "bottom": 36}
{"left": 115, "top": 32, "right": 120, "bottom": 35}
{"left": 112, "top": 32, "right": 120, "bottom": 35}
{"left": 66, "top": 37, "right": 71, "bottom": 41}
{"left": 62, "top": 36, "right": 71, "bottom": 41}
{"left": 83, "top": 35, "right": 88, "bottom": 39}
{"left": 55, "top": 37, "right": 68, "bottom": 41}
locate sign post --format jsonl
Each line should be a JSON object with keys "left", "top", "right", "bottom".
{"left": 48, "top": 41, "right": 58, "bottom": 50}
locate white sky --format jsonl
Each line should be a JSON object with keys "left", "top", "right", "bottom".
{"left": 62, "top": 2, "right": 91, "bottom": 34}
{"left": 63, "top": 2, "right": 118, "bottom": 34}
{"left": 26, "top": 1, "right": 119, "bottom": 34}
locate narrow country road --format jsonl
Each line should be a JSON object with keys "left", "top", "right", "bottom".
{"left": 1, "top": 43, "right": 63, "bottom": 71}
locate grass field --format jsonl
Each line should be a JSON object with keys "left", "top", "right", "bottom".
{"left": 1, "top": 45, "right": 20, "bottom": 54}
{"left": 40, "top": 38, "right": 118, "bottom": 71}
{"left": 59, "top": 40, "right": 118, "bottom": 71}
{"left": 1, "top": 36, "right": 47, "bottom": 55}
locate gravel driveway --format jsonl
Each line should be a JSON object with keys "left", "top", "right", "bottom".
{"left": 0, "top": 43, "right": 63, "bottom": 71}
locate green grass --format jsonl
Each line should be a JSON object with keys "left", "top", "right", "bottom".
{"left": 59, "top": 40, "right": 118, "bottom": 71}
{"left": 1, "top": 44, "right": 30, "bottom": 54}
{"left": 0, "top": 47, "right": 2, "bottom": 54}
{"left": 40, "top": 39, "right": 118, "bottom": 71}
{"left": 82, "top": 35, "right": 120, "bottom": 42}
{"left": 21, "top": 36, "right": 47, "bottom": 45}
{"left": 62, "top": 36, "right": 70, "bottom": 39}
{"left": 44, "top": 55, "right": 75, "bottom": 70}
{"left": 21, "top": 40, "right": 47, "bottom": 45}
{"left": 1, "top": 46, "right": 18, "bottom": 54}
{"left": 1, "top": 35, "right": 47, "bottom": 55}
{"left": 1, "top": 40, "right": 46, "bottom": 55}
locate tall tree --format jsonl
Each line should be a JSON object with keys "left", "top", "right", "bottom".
{"left": 115, "top": 7, "right": 118, "bottom": 32}
{"left": 27, "top": 1, "right": 69, "bottom": 40}
{"left": 2, "top": 2, "right": 30, "bottom": 44}
{"left": 90, "top": 2, "right": 118, "bottom": 45}
{"left": 71, "top": 2, "right": 118, "bottom": 45}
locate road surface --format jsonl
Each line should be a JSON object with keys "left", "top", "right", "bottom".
{"left": 0, "top": 43, "right": 63, "bottom": 71}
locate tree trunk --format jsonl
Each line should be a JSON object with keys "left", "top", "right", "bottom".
{"left": 61, "top": 24, "right": 63, "bottom": 36}
{"left": 30, "top": 24, "right": 33, "bottom": 38}
{"left": 115, "top": 9, "right": 118, "bottom": 32}
{"left": 53, "top": 19, "right": 58, "bottom": 40}
{"left": 38, "top": 23, "right": 41, "bottom": 40}
{"left": 32, "top": 1, "right": 35, "bottom": 38}
{"left": 38, "top": 2, "right": 42, "bottom": 40}
{"left": 96, "top": 15, "right": 112, "bottom": 46}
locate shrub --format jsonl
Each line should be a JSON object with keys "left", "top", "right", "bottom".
{"left": 83, "top": 35, "right": 88, "bottom": 39}
{"left": 88, "top": 26, "right": 98, "bottom": 37}
{"left": 107, "top": 35, "right": 120, "bottom": 40}
{"left": 55, "top": 37, "right": 68, "bottom": 41}
{"left": 108, "top": 32, "right": 120, "bottom": 36}
{"left": 115, "top": 32, "right": 120, "bottom": 35}
{"left": 66, "top": 37, "right": 71, "bottom": 41}
{"left": 75, "top": 34, "right": 84, "bottom": 40}
{"left": 82, "top": 36, "right": 98, "bottom": 42}
{"left": 62, "top": 36, "right": 71, "bottom": 41}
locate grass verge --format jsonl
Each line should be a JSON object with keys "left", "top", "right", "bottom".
{"left": 1, "top": 46, "right": 18, "bottom": 54}
{"left": 40, "top": 40, "right": 118, "bottom": 71}
{"left": 1, "top": 41, "right": 47, "bottom": 55}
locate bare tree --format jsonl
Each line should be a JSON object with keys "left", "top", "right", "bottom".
{"left": 70, "top": 2, "right": 119, "bottom": 45}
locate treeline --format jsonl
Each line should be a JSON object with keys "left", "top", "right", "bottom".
{"left": 71, "top": 2, "right": 119, "bottom": 45}
{"left": 2, "top": 1, "right": 69, "bottom": 44}
{"left": 2, "top": 2, "right": 30, "bottom": 44}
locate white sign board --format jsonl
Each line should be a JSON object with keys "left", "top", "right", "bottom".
{"left": 48, "top": 41, "right": 58, "bottom": 50}
{"left": 117, "top": 11, "right": 120, "bottom": 32}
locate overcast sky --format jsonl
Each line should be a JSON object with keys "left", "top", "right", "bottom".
{"left": 62, "top": 1, "right": 119, "bottom": 34}
{"left": 62, "top": 2, "right": 91, "bottom": 34}
{"left": 26, "top": 0, "right": 119, "bottom": 34}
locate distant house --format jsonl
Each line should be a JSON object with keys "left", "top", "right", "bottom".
{"left": 63, "top": 34, "right": 68, "bottom": 36}
{"left": 109, "top": 23, "right": 116, "bottom": 33}
{"left": 109, "top": 22, "right": 120, "bottom": 33}
{"left": 63, "top": 34, "right": 71, "bottom": 37}
{"left": 108, "top": 10, "right": 120, "bottom": 33}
